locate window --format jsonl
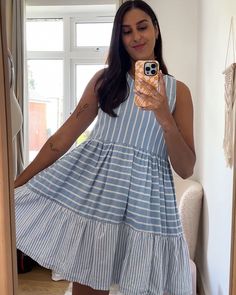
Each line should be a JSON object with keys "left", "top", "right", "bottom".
{"left": 25, "top": 2, "right": 117, "bottom": 163}
{"left": 26, "top": 18, "right": 63, "bottom": 51}
{"left": 27, "top": 60, "right": 63, "bottom": 160}
{"left": 76, "top": 23, "right": 113, "bottom": 47}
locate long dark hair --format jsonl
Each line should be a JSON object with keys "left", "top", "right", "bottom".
{"left": 96, "top": 0, "right": 168, "bottom": 117}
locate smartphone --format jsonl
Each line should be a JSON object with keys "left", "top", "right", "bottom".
{"left": 134, "top": 60, "right": 159, "bottom": 108}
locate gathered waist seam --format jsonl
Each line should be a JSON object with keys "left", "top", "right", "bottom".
{"left": 84, "top": 137, "right": 168, "bottom": 162}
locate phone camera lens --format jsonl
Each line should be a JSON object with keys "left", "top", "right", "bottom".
{"left": 151, "top": 70, "right": 157, "bottom": 75}
{"left": 146, "top": 66, "right": 151, "bottom": 71}
{"left": 151, "top": 64, "right": 156, "bottom": 68}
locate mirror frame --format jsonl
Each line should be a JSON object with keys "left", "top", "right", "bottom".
{"left": 0, "top": 0, "right": 17, "bottom": 294}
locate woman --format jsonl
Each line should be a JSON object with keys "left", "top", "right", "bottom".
{"left": 15, "top": 1, "right": 195, "bottom": 294}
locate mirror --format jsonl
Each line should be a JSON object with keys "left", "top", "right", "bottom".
{"left": 1, "top": 0, "right": 236, "bottom": 295}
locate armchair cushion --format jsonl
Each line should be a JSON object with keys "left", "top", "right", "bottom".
{"left": 173, "top": 172, "right": 203, "bottom": 260}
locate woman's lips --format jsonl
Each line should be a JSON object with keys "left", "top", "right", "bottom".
{"left": 132, "top": 44, "right": 145, "bottom": 50}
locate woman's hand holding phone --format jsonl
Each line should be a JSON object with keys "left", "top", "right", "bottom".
{"left": 134, "top": 61, "right": 174, "bottom": 128}
{"left": 134, "top": 60, "right": 160, "bottom": 108}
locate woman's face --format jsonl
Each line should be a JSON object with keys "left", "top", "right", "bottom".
{"left": 121, "top": 8, "right": 158, "bottom": 66}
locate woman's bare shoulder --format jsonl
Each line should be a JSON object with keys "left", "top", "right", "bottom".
{"left": 175, "top": 80, "right": 193, "bottom": 109}
{"left": 82, "top": 68, "right": 106, "bottom": 96}
{"left": 176, "top": 80, "right": 191, "bottom": 100}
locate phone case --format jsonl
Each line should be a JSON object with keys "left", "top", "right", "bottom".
{"left": 134, "top": 60, "right": 159, "bottom": 108}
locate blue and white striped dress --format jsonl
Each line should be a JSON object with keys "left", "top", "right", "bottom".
{"left": 15, "top": 74, "right": 192, "bottom": 295}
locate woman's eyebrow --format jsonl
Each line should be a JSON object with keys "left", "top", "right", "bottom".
{"left": 122, "top": 19, "right": 149, "bottom": 28}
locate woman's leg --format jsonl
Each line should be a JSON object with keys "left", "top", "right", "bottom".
{"left": 72, "top": 282, "right": 110, "bottom": 295}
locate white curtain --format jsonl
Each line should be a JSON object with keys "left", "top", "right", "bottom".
{"left": 11, "top": 0, "right": 25, "bottom": 175}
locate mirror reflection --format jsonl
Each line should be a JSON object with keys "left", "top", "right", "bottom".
{"left": 4, "top": 0, "right": 235, "bottom": 295}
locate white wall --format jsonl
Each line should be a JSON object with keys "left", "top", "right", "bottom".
{"left": 146, "top": 0, "right": 198, "bottom": 98}
{"left": 195, "top": 0, "right": 235, "bottom": 294}
{"left": 147, "top": 0, "right": 235, "bottom": 294}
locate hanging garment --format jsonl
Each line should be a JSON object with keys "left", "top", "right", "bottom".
{"left": 223, "top": 17, "right": 236, "bottom": 168}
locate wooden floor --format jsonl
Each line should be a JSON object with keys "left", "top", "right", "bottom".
{"left": 18, "top": 266, "right": 71, "bottom": 295}
{"left": 17, "top": 266, "right": 123, "bottom": 295}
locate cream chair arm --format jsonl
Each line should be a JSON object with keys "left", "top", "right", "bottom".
{"left": 173, "top": 173, "right": 203, "bottom": 260}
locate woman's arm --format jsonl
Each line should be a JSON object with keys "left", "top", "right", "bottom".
{"left": 135, "top": 73, "right": 196, "bottom": 178}
{"left": 14, "top": 70, "right": 103, "bottom": 188}
{"left": 161, "top": 80, "right": 196, "bottom": 178}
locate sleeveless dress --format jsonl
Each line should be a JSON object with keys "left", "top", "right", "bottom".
{"left": 15, "top": 74, "right": 192, "bottom": 295}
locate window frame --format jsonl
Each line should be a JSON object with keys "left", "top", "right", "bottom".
{"left": 25, "top": 1, "right": 118, "bottom": 164}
